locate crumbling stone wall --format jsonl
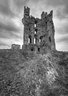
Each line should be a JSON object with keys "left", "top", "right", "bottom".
{"left": 22, "top": 6, "right": 55, "bottom": 53}
{"left": 11, "top": 44, "right": 20, "bottom": 50}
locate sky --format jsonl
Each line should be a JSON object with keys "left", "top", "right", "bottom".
{"left": 0, "top": 0, "right": 68, "bottom": 51}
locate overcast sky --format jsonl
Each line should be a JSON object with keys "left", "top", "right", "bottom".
{"left": 0, "top": 0, "right": 68, "bottom": 51}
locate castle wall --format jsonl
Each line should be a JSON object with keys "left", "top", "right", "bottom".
{"left": 22, "top": 6, "right": 56, "bottom": 53}
{"left": 47, "top": 11, "right": 55, "bottom": 50}
{"left": 11, "top": 44, "right": 20, "bottom": 50}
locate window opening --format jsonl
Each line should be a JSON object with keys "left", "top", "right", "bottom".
{"left": 28, "top": 38, "right": 30, "bottom": 43}
{"left": 38, "top": 48, "right": 40, "bottom": 52}
{"left": 35, "top": 31, "right": 36, "bottom": 34}
{"left": 49, "top": 37, "right": 51, "bottom": 42}
{"left": 34, "top": 24, "right": 36, "bottom": 27}
{"left": 39, "top": 39, "right": 41, "bottom": 43}
{"left": 34, "top": 38, "right": 36, "bottom": 44}
{"left": 31, "top": 48, "right": 34, "bottom": 51}
{"left": 28, "top": 35, "right": 32, "bottom": 43}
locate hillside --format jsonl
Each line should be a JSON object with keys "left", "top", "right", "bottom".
{"left": 0, "top": 49, "right": 68, "bottom": 96}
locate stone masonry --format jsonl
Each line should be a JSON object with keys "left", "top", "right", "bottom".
{"left": 22, "top": 6, "right": 55, "bottom": 53}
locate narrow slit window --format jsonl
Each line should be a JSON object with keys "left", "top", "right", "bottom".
{"left": 31, "top": 48, "right": 34, "bottom": 51}
{"left": 49, "top": 37, "right": 51, "bottom": 42}
{"left": 34, "top": 24, "right": 36, "bottom": 27}
{"left": 34, "top": 38, "right": 36, "bottom": 44}
{"left": 38, "top": 48, "right": 40, "bottom": 52}
{"left": 28, "top": 38, "right": 30, "bottom": 43}
{"left": 28, "top": 35, "right": 32, "bottom": 43}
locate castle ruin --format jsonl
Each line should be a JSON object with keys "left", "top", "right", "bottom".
{"left": 0, "top": 6, "right": 68, "bottom": 96}
{"left": 22, "top": 6, "right": 55, "bottom": 53}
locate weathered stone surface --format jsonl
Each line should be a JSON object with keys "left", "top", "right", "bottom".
{"left": 22, "top": 6, "right": 55, "bottom": 53}
{"left": 11, "top": 44, "right": 20, "bottom": 50}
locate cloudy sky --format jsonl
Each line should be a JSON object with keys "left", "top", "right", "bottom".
{"left": 0, "top": 0, "right": 68, "bottom": 51}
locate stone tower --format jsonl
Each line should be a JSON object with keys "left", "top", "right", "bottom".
{"left": 22, "top": 6, "right": 55, "bottom": 53}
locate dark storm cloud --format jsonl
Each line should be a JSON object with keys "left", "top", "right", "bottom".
{"left": 0, "top": 0, "right": 27, "bottom": 49}
{"left": 14, "top": 0, "right": 28, "bottom": 8}
{"left": 0, "top": 0, "right": 23, "bottom": 43}
{"left": 0, "top": 0, "right": 15, "bottom": 17}
{"left": 0, "top": 31, "right": 20, "bottom": 39}
{"left": 46, "top": 0, "right": 63, "bottom": 7}
{"left": 0, "top": 0, "right": 29, "bottom": 17}
{"left": 0, "top": 4, "right": 14, "bottom": 17}
{"left": 62, "top": 0, "right": 68, "bottom": 14}
{"left": 0, "top": 21, "right": 19, "bottom": 32}
{"left": 46, "top": 0, "right": 68, "bottom": 18}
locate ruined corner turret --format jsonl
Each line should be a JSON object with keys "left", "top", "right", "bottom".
{"left": 22, "top": 6, "right": 56, "bottom": 54}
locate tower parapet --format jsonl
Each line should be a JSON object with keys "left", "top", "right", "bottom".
{"left": 41, "top": 11, "right": 47, "bottom": 19}
{"left": 24, "top": 6, "right": 30, "bottom": 17}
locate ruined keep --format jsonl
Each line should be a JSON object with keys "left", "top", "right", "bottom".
{"left": 22, "top": 6, "right": 55, "bottom": 53}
